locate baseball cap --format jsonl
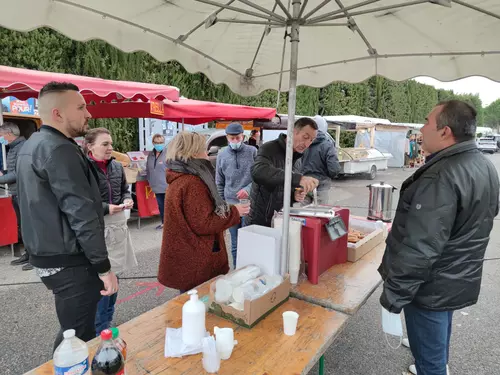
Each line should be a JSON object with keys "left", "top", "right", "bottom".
{"left": 225, "top": 122, "right": 244, "bottom": 135}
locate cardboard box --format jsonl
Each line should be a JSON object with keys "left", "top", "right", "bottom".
{"left": 124, "top": 167, "right": 139, "bottom": 184}
{"left": 209, "top": 274, "right": 291, "bottom": 328}
{"left": 347, "top": 218, "right": 384, "bottom": 262}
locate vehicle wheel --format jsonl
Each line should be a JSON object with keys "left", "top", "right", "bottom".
{"left": 368, "top": 165, "right": 377, "bottom": 180}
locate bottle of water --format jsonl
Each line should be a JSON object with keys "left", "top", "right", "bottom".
{"left": 53, "top": 329, "right": 90, "bottom": 375}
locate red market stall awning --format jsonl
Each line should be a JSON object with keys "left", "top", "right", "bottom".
{"left": 87, "top": 99, "right": 276, "bottom": 124}
{"left": 0, "top": 65, "right": 179, "bottom": 103}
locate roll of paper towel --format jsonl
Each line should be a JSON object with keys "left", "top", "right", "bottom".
{"left": 273, "top": 217, "right": 302, "bottom": 282}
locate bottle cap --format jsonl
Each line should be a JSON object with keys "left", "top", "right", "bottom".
{"left": 63, "top": 329, "right": 75, "bottom": 339}
{"left": 100, "top": 329, "right": 113, "bottom": 341}
{"left": 110, "top": 327, "right": 120, "bottom": 339}
{"left": 188, "top": 289, "right": 198, "bottom": 301}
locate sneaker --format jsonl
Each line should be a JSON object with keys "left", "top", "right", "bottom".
{"left": 402, "top": 338, "right": 410, "bottom": 348}
{"left": 409, "top": 364, "right": 450, "bottom": 375}
{"left": 155, "top": 224, "right": 164, "bottom": 230}
{"left": 10, "top": 252, "right": 29, "bottom": 266}
{"left": 22, "top": 263, "right": 34, "bottom": 271}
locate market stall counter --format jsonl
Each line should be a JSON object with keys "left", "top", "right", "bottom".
{"left": 25, "top": 283, "right": 349, "bottom": 375}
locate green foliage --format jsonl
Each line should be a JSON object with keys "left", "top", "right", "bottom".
{"left": 484, "top": 99, "right": 500, "bottom": 131}
{"left": 0, "top": 27, "right": 487, "bottom": 150}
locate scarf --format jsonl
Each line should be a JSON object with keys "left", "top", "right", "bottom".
{"left": 166, "top": 158, "right": 231, "bottom": 218}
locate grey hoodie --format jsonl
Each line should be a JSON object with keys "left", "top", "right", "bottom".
{"left": 216, "top": 144, "right": 257, "bottom": 204}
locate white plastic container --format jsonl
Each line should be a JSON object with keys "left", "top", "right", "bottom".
{"left": 214, "top": 265, "right": 261, "bottom": 303}
{"left": 214, "top": 327, "right": 238, "bottom": 360}
{"left": 53, "top": 329, "right": 90, "bottom": 375}
{"left": 182, "top": 289, "right": 206, "bottom": 347}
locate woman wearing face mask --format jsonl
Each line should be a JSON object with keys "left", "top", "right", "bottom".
{"left": 158, "top": 131, "right": 250, "bottom": 293}
{"left": 84, "top": 128, "right": 138, "bottom": 335}
{"left": 146, "top": 134, "right": 168, "bottom": 230}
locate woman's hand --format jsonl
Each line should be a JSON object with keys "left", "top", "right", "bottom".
{"left": 234, "top": 202, "right": 251, "bottom": 217}
{"left": 109, "top": 204, "right": 124, "bottom": 215}
{"left": 123, "top": 199, "right": 134, "bottom": 209}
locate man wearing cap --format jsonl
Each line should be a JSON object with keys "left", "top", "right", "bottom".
{"left": 216, "top": 123, "right": 257, "bottom": 267}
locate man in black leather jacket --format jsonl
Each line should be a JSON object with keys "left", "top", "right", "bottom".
{"left": 247, "top": 118, "right": 319, "bottom": 227}
{"left": 378, "top": 100, "right": 499, "bottom": 375}
{"left": 16, "top": 82, "right": 118, "bottom": 351}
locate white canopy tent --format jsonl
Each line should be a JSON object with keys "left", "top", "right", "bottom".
{"left": 2, "top": 0, "right": 500, "bottom": 259}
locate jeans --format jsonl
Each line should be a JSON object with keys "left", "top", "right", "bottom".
{"left": 155, "top": 193, "right": 165, "bottom": 223}
{"left": 228, "top": 217, "right": 244, "bottom": 268}
{"left": 404, "top": 304, "right": 454, "bottom": 375}
{"left": 41, "top": 266, "right": 103, "bottom": 352}
{"left": 95, "top": 290, "right": 118, "bottom": 336}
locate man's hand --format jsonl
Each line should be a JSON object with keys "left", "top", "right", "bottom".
{"left": 294, "top": 190, "right": 306, "bottom": 202}
{"left": 123, "top": 199, "right": 134, "bottom": 209}
{"left": 299, "top": 176, "right": 319, "bottom": 193}
{"left": 109, "top": 204, "right": 124, "bottom": 215}
{"left": 99, "top": 271, "right": 119, "bottom": 296}
{"left": 236, "top": 189, "right": 249, "bottom": 199}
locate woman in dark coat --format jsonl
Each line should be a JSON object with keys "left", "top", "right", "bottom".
{"left": 158, "top": 132, "right": 250, "bottom": 292}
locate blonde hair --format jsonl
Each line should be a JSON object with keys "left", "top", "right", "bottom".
{"left": 166, "top": 131, "right": 206, "bottom": 162}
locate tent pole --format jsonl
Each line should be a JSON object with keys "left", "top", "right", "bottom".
{"left": 281, "top": 0, "right": 301, "bottom": 275}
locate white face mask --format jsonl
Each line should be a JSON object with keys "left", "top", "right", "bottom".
{"left": 381, "top": 307, "right": 403, "bottom": 349}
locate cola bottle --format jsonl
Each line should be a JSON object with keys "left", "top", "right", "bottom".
{"left": 91, "top": 329, "right": 124, "bottom": 375}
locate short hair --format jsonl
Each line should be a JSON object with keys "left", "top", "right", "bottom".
{"left": 83, "top": 127, "right": 111, "bottom": 154}
{"left": 152, "top": 133, "right": 165, "bottom": 144}
{"left": 0, "top": 122, "right": 20, "bottom": 137}
{"left": 436, "top": 100, "right": 477, "bottom": 142}
{"left": 39, "top": 81, "right": 80, "bottom": 99}
{"left": 294, "top": 117, "right": 318, "bottom": 131}
{"left": 250, "top": 129, "right": 259, "bottom": 136}
{"left": 166, "top": 131, "right": 206, "bottom": 163}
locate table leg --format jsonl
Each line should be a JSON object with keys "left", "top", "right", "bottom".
{"left": 319, "top": 355, "right": 325, "bottom": 375}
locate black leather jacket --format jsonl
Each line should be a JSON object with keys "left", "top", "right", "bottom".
{"left": 0, "top": 136, "right": 26, "bottom": 194}
{"left": 378, "top": 140, "right": 499, "bottom": 313}
{"left": 246, "top": 134, "right": 303, "bottom": 227}
{"left": 88, "top": 158, "right": 131, "bottom": 215}
{"left": 16, "top": 126, "right": 110, "bottom": 274}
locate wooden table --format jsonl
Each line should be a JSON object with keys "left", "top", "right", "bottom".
{"left": 26, "top": 296, "right": 348, "bottom": 375}
{"left": 291, "top": 242, "right": 385, "bottom": 315}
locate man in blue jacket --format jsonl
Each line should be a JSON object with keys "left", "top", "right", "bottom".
{"left": 216, "top": 123, "right": 257, "bottom": 267}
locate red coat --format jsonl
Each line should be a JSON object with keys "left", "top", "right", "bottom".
{"left": 158, "top": 170, "right": 240, "bottom": 291}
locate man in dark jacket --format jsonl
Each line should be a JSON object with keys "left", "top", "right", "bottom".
{"left": 301, "top": 115, "right": 340, "bottom": 204}
{"left": 16, "top": 81, "right": 118, "bottom": 351}
{"left": 247, "top": 118, "right": 319, "bottom": 227}
{"left": 378, "top": 100, "right": 499, "bottom": 375}
{"left": 0, "top": 123, "right": 29, "bottom": 269}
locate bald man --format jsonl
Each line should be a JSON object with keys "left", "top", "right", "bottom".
{"left": 16, "top": 81, "right": 118, "bottom": 351}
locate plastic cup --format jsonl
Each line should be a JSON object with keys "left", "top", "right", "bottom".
{"left": 282, "top": 311, "right": 299, "bottom": 336}
{"left": 239, "top": 199, "right": 250, "bottom": 205}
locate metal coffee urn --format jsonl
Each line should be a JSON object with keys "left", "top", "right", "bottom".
{"left": 367, "top": 182, "right": 397, "bottom": 222}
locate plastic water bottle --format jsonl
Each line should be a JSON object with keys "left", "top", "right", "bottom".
{"left": 53, "top": 329, "right": 90, "bottom": 375}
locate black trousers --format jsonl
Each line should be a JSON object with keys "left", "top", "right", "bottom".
{"left": 11, "top": 195, "right": 22, "bottom": 245}
{"left": 41, "top": 265, "right": 103, "bottom": 352}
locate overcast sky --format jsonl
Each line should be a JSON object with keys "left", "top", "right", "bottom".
{"left": 414, "top": 76, "right": 500, "bottom": 107}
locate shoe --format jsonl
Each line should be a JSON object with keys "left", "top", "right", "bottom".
{"left": 22, "top": 263, "right": 34, "bottom": 271}
{"left": 409, "top": 364, "right": 450, "bottom": 375}
{"left": 156, "top": 224, "right": 164, "bottom": 230}
{"left": 10, "top": 252, "right": 29, "bottom": 266}
{"left": 402, "top": 338, "right": 410, "bottom": 348}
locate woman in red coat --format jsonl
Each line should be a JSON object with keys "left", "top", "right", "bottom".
{"left": 158, "top": 132, "right": 250, "bottom": 292}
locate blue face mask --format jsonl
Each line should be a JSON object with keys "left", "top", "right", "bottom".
{"left": 0, "top": 136, "right": 8, "bottom": 146}
{"left": 154, "top": 144, "right": 164, "bottom": 152}
{"left": 229, "top": 141, "right": 242, "bottom": 150}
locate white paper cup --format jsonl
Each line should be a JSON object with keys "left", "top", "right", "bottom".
{"left": 282, "top": 311, "right": 299, "bottom": 336}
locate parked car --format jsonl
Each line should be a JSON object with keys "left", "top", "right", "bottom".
{"left": 193, "top": 128, "right": 250, "bottom": 167}
{"left": 477, "top": 136, "right": 498, "bottom": 154}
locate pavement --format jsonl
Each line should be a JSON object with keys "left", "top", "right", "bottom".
{"left": 1, "top": 155, "right": 500, "bottom": 374}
